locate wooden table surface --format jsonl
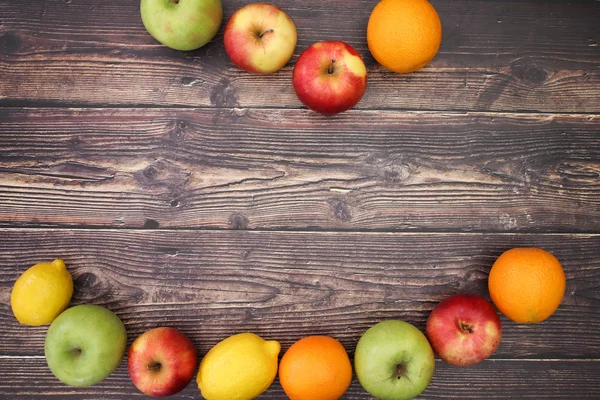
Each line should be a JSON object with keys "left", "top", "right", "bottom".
{"left": 1, "top": 0, "right": 599, "bottom": 398}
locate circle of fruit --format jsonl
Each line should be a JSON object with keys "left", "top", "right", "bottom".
{"left": 489, "top": 247, "right": 566, "bottom": 323}
{"left": 279, "top": 335, "right": 353, "bottom": 400}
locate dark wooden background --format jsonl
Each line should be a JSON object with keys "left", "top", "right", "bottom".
{"left": 1, "top": 0, "right": 599, "bottom": 398}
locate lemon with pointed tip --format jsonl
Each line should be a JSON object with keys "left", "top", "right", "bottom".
{"left": 10, "top": 259, "right": 73, "bottom": 326}
{"left": 197, "top": 332, "right": 280, "bottom": 400}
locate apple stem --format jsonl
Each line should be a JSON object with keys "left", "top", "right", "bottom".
{"left": 258, "top": 29, "right": 274, "bottom": 38}
{"left": 71, "top": 347, "right": 82, "bottom": 357}
{"left": 328, "top": 60, "right": 335, "bottom": 74}
{"left": 147, "top": 361, "right": 162, "bottom": 372}
{"left": 459, "top": 321, "right": 474, "bottom": 334}
{"left": 170, "top": 0, "right": 179, "bottom": 4}
{"left": 394, "top": 362, "right": 408, "bottom": 380}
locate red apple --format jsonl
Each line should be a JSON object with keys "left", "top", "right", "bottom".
{"left": 292, "top": 40, "right": 367, "bottom": 114}
{"left": 223, "top": 3, "right": 297, "bottom": 74}
{"left": 426, "top": 293, "right": 502, "bottom": 367}
{"left": 128, "top": 327, "right": 197, "bottom": 397}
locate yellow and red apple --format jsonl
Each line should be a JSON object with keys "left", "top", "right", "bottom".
{"left": 223, "top": 3, "right": 297, "bottom": 74}
{"left": 128, "top": 327, "right": 197, "bottom": 397}
{"left": 292, "top": 41, "right": 367, "bottom": 114}
{"left": 426, "top": 293, "right": 502, "bottom": 367}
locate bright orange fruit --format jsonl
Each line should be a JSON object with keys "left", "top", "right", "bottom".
{"left": 278, "top": 336, "right": 352, "bottom": 400}
{"left": 488, "top": 248, "right": 566, "bottom": 323}
{"left": 367, "top": 0, "right": 442, "bottom": 73}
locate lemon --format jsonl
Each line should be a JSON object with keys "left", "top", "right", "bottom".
{"left": 197, "top": 332, "right": 280, "bottom": 400}
{"left": 10, "top": 259, "right": 73, "bottom": 326}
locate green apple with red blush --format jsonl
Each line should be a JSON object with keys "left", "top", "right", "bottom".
{"left": 140, "top": 0, "right": 223, "bottom": 51}
{"left": 128, "top": 327, "right": 198, "bottom": 397}
{"left": 223, "top": 3, "right": 297, "bottom": 74}
{"left": 426, "top": 293, "right": 502, "bottom": 366}
{"left": 293, "top": 40, "right": 367, "bottom": 114}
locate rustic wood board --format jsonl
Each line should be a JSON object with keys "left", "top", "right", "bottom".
{"left": 1, "top": 0, "right": 599, "bottom": 398}
{"left": 1, "top": 108, "right": 598, "bottom": 231}
{"left": 0, "top": 0, "right": 598, "bottom": 112}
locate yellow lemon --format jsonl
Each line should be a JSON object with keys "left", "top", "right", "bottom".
{"left": 197, "top": 332, "right": 280, "bottom": 400}
{"left": 10, "top": 259, "right": 73, "bottom": 326}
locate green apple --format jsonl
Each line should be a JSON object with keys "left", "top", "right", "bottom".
{"left": 354, "top": 320, "right": 435, "bottom": 400}
{"left": 44, "top": 304, "right": 127, "bottom": 386}
{"left": 140, "top": 0, "right": 223, "bottom": 51}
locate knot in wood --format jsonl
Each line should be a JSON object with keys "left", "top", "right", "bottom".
{"left": 168, "top": 119, "right": 187, "bottom": 141}
{"left": 329, "top": 198, "right": 352, "bottom": 221}
{"left": 75, "top": 272, "right": 97, "bottom": 290}
{"left": 143, "top": 165, "right": 158, "bottom": 180}
{"left": 0, "top": 31, "right": 21, "bottom": 54}
{"left": 228, "top": 213, "right": 249, "bottom": 230}
{"left": 511, "top": 62, "right": 548, "bottom": 85}
{"left": 143, "top": 218, "right": 160, "bottom": 229}
{"left": 210, "top": 78, "right": 239, "bottom": 108}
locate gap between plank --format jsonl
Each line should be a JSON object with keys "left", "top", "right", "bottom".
{"left": 0, "top": 227, "right": 598, "bottom": 236}
{"left": 0, "top": 104, "right": 598, "bottom": 117}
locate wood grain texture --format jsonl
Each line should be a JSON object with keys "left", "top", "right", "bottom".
{"left": 1, "top": 0, "right": 599, "bottom": 398}
{"left": 2, "top": 357, "right": 599, "bottom": 399}
{"left": 1, "top": 229, "right": 598, "bottom": 358}
{"left": 1, "top": 0, "right": 598, "bottom": 112}
{"left": 1, "top": 108, "right": 598, "bottom": 231}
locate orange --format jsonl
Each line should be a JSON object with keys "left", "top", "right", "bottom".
{"left": 367, "top": 0, "right": 442, "bottom": 73}
{"left": 488, "top": 248, "right": 566, "bottom": 323}
{"left": 278, "top": 336, "right": 352, "bottom": 400}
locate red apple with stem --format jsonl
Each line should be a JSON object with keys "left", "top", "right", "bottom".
{"left": 128, "top": 327, "right": 197, "bottom": 397}
{"left": 292, "top": 40, "right": 367, "bottom": 114}
{"left": 426, "top": 293, "right": 502, "bottom": 367}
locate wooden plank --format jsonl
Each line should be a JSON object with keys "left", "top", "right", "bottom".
{"left": 1, "top": 357, "right": 599, "bottom": 399}
{"left": 0, "top": 0, "right": 598, "bottom": 112}
{"left": 1, "top": 108, "right": 598, "bottom": 231}
{"left": 1, "top": 229, "right": 598, "bottom": 359}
